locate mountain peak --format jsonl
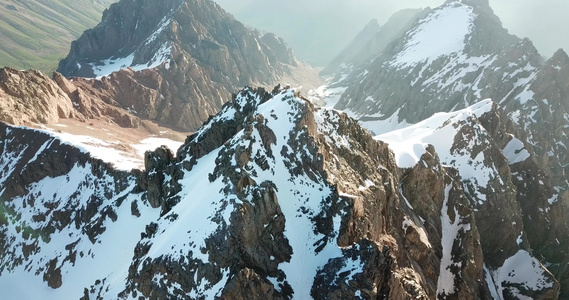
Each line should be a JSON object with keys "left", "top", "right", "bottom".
{"left": 364, "top": 18, "right": 381, "bottom": 30}
{"left": 551, "top": 48, "right": 569, "bottom": 63}
{"left": 56, "top": 0, "right": 314, "bottom": 131}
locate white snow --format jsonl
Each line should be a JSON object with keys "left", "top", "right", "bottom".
{"left": 307, "top": 84, "right": 347, "bottom": 108}
{"left": 376, "top": 99, "right": 492, "bottom": 168}
{"left": 89, "top": 43, "right": 172, "bottom": 78}
{"left": 357, "top": 108, "right": 411, "bottom": 136}
{"left": 131, "top": 137, "right": 183, "bottom": 157}
{"left": 502, "top": 136, "right": 530, "bottom": 164}
{"left": 484, "top": 264, "right": 502, "bottom": 300}
{"left": 331, "top": 246, "right": 364, "bottom": 285}
{"left": 314, "top": 108, "right": 352, "bottom": 148}
{"left": 12, "top": 125, "right": 182, "bottom": 170}
{"left": 89, "top": 53, "right": 136, "bottom": 78}
{"left": 0, "top": 128, "right": 28, "bottom": 187}
{"left": 389, "top": 3, "right": 474, "bottom": 69}
{"left": 126, "top": 90, "right": 346, "bottom": 298}
{"left": 436, "top": 185, "right": 471, "bottom": 297}
{"left": 491, "top": 250, "right": 555, "bottom": 299}
{"left": 131, "top": 44, "right": 172, "bottom": 72}
{"left": 86, "top": 9, "right": 175, "bottom": 79}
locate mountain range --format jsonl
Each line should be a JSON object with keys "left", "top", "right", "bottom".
{"left": 0, "top": 0, "right": 568, "bottom": 299}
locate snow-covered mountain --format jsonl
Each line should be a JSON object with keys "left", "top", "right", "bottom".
{"left": 56, "top": 0, "right": 320, "bottom": 131}
{"left": 0, "top": 86, "right": 565, "bottom": 299}
{"left": 313, "top": 0, "right": 569, "bottom": 296}
{"left": 332, "top": 0, "right": 569, "bottom": 191}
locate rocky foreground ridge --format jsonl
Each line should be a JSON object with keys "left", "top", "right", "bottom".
{"left": 1, "top": 87, "right": 567, "bottom": 299}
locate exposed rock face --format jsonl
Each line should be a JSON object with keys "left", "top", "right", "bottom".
{"left": 1, "top": 87, "right": 566, "bottom": 299}
{"left": 0, "top": 0, "right": 319, "bottom": 132}
{"left": 0, "top": 67, "right": 144, "bottom": 128}
{"left": 336, "top": 0, "right": 524, "bottom": 123}
{"left": 0, "top": 68, "right": 77, "bottom": 125}
{"left": 56, "top": 0, "right": 312, "bottom": 131}
{"left": 0, "top": 122, "right": 142, "bottom": 294}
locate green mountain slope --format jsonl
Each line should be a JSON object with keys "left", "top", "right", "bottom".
{"left": 0, "top": 0, "right": 115, "bottom": 73}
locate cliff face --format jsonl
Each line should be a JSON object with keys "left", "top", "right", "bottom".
{"left": 335, "top": 1, "right": 524, "bottom": 122}
{"left": 1, "top": 87, "right": 565, "bottom": 299}
{"left": 56, "top": 0, "right": 312, "bottom": 131}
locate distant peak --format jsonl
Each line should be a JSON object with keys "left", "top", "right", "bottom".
{"left": 445, "top": 0, "right": 490, "bottom": 8}
{"left": 364, "top": 18, "right": 381, "bottom": 30}
{"left": 552, "top": 48, "right": 569, "bottom": 61}
{"left": 367, "top": 18, "right": 380, "bottom": 26}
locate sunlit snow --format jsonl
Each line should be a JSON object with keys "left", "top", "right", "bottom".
{"left": 389, "top": 3, "right": 474, "bottom": 69}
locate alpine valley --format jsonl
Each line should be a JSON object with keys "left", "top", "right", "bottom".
{"left": 0, "top": 0, "right": 568, "bottom": 300}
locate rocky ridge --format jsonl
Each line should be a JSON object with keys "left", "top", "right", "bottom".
{"left": 0, "top": 86, "right": 566, "bottom": 299}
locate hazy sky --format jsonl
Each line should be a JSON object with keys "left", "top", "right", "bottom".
{"left": 214, "top": 0, "right": 569, "bottom": 66}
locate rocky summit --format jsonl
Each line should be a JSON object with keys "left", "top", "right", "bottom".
{"left": 55, "top": 0, "right": 317, "bottom": 131}
{"left": 0, "top": 86, "right": 566, "bottom": 299}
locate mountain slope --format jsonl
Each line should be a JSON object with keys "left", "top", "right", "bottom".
{"left": 336, "top": 0, "right": 522, "bottom": 123}
{"left": 0, "top": 87, "right": 565, "bottom": 299}
{"left": 0, "top": 0, "right": 115, "bottom": 73}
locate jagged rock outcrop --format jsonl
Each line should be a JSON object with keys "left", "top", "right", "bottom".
{"left": 0, "top": 0, "right": 320, "bottom": 132}
{"left": 376, "top": 98, "right": 565, "bottom": 298}
{"left": 0, "top": 122, "right": 145, "bottom": 295}
{"left": 1, "top": 86, "right": 565, "bottom": 299}
{"left": 56, "top": 0, "right": 314, "bottom": 131}
{"left": 336, "top": 0, "right": 525, "bottom": 123}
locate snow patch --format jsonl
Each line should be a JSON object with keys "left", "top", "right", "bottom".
{"left": 389, "top": 3, "right": 474, "bottom": 69}
{"left": 491, "top": 250, "right": 555, "bottom": 299}
{"left": 503, "top": 136, "right": 530, "bottom": 164}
